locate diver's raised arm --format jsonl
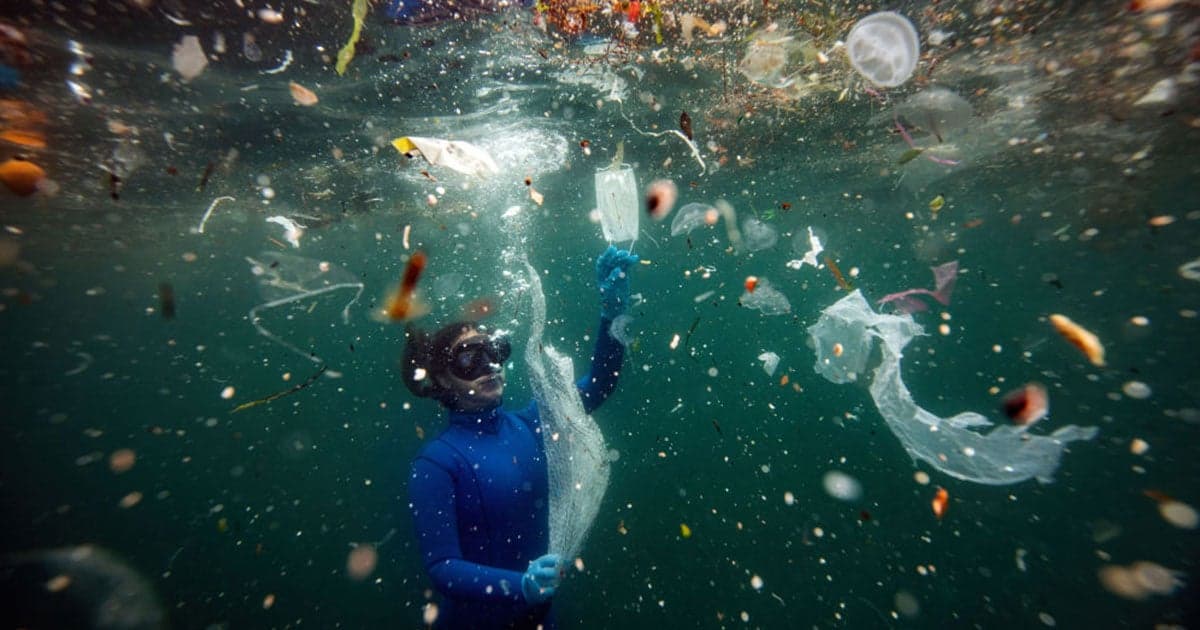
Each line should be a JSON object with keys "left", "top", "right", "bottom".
{"left": 577, "top": 245, "right": 639, "bottom": 412}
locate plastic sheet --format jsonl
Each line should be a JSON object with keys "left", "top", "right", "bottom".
{"left": 809, "top": 290, "right": 1097, "bottom": 485}
{"left": 392, "top": 136, "right": 499, "bottom": 178}
{"left": 878, "top": 260, "right": 959, "bottom": 313}
{"left": 740, "top": 278, "right": 791, "bottom": 315}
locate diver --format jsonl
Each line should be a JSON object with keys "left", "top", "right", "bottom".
{"left": 401, "top": 245, "right": 639, "bottom": 629}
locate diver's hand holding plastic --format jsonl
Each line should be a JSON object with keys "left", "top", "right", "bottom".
{"left": 521, "top": 553, "right": 562, "bottom": 604}
{"left": 596, "top": 245, "right": 640, "bottom": 320}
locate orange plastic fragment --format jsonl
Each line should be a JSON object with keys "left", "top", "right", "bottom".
{"left": 1049, "top": 314, "right": 1106, "bottom": 367}
{"left": 0, "top": 129, "right": 46, "bottom": 149}
{"left": 931, "top": 487, "right": 949, "bottom": 519}
{"left": 0, "top": 157, "right": 45, "bottom": 196}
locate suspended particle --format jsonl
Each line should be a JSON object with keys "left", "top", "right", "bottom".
{"left": 1121, "top": 381, "right": 1152, "bottom": 399}
{"left": 346, "top": 544, "right": 378, "bottom": 580}
{"left": 822, "top": 470, "right": 863, "bottom": 501}
{"left": 931, "top": 487, "right": 949, "bottom": 519}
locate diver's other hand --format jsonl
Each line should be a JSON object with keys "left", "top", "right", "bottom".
{"left": 521, "top": 553, "right": 562, "bottom": 605}
{"left": 596, "top": 245, "right": 640, "bottom": 320}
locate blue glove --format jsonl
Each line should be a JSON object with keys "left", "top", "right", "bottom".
{"left": 521, "top": 553, "right": 562, "bottom": 605}
{"left": 596, "top": 245, "right": 640, "bottom": 320}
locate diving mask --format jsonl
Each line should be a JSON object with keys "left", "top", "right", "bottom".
{"left": 448, "top": 335, "right": 511, "bottom": 381}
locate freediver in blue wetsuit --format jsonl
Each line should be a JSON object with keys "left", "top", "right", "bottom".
{"left": 401, "top": 246, "right": 639, "bottom": 629}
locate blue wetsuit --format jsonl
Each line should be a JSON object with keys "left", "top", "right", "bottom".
{"left": 409, "top": 318, "right": 625, "bottom": 629}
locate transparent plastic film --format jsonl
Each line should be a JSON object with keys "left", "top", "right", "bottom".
{"left": 809, "top": 290, "right": 1097, "bottom": 485}
{"left": 521, "top": 256, "right": 611, "bottom": 562}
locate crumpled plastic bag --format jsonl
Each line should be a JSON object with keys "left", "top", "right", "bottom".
{"left": 809, "top": 290, "right": 1098, "bottom": 485}
{"left": 392, "top": 136, "right": 500, "bottom": 178}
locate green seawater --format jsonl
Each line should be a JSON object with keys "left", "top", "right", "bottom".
{"left": 2, "top": 1, "right": 1198, "bottom": 628}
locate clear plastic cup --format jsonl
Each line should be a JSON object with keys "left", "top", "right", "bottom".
{"left": 846, "top": 11, "right": 920, "bottom": 88}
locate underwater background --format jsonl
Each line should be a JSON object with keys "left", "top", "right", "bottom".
{"left": 1, "top": 0, "right": 1199, "bottom": 627}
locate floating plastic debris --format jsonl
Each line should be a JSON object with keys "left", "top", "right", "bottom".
{"left": 289, "top": 81, "right": 318, "bottom": 106}
{"left": 808, "top": 290, "right": 1098, "bottom": 485}
{"left": 392, "top": 136, "right": 499, "bottom": 178}
{"left": 595, "top": 144, "right": 638, "bottom": 243}
{"left": 787, "top": 226, "right": 824, "bottom": 270}
{"left": 877, "top": 260, "right": 959, "bottom": 314}
{"left": 336, "top": 0, "right": 370, "bottom": 75}
{"left": 172, "top": 35, "right": 208, "bottom": 82}
{"left": 758, "top": 351, "right": 780, "bottom": 376}
{"left": 245, "top": 252, "right": 364, "bottom": 364}
{"left": 740, "top": 278, "right": 790, "bottom": 315}
{"left": 266, "top": 215, "right": 304, "bottom": 248}
{"left": 1048, "top": 314, "right": 1106, "bottom": 367}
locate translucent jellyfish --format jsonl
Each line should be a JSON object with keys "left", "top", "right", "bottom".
{"left": 739, "top": 28, "right": 812, "bottom": 89}
{"left": 846, "top": 12, "right": 919, "bottom": 88}
{"left": 741, "top": 217, "right": 778, "bottom": 252}
{"left": 895, "top": 88, "right": 974, "bottom": 143}
{"left": 808, "top": 290, "right": 1098, "bottom": 485}
{"left": 670, "top": 202, "right": 716, "bottom": 236}
{"left": 741, "top": 279, "right": 791, "bottom": 316}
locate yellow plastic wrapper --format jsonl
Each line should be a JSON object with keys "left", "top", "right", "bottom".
{"left": 392, "top": 136, "right": 500, "bottom": 178}
{"left": 336, "top": 0, "right": 370, "bottom": 76}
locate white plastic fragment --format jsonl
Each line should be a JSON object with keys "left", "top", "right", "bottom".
{"left": 393, "top": 136, "right": 499, "bottom": 178}
{"left": 1134, "top": 78, "right": 1178, "bottom": 107}
{"left": 196, "top": 196, "right": 235, "bottom": 234}
{"left": 172, "top": 35, "right": 208, "bottom": 82}
{"left": 758, "top": 351, "right": 780, "bottom": 376}
{"left": 787, "top": 226, "right": 824, "bottom": 270}
{"left": 266, "top": 215, "right": 304, "bottom": 248}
